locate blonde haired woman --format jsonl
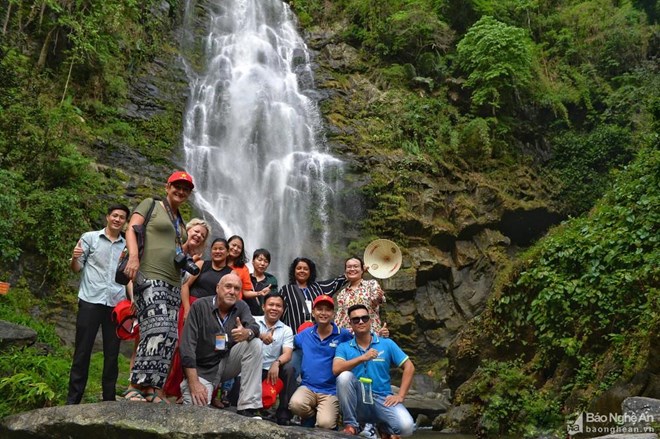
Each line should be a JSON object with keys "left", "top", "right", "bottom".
{"left": 182, "top": 218, "right": 211, "bottom": 262}
{"left": 162, "top": 218, "right": 211, "bottom": 399}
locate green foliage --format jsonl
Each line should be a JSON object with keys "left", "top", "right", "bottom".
{"left": 0, "top": 287, "right": 70, "bottom": 416}
{"left": 549, "top": 124, "right": 634, "bottom": 215}
{"left": 0, "top": 0, "right": 178, "bottom": 289}
{"left": 456, "top": 16, "right": 535, "bottom": 112}
{"left": 495, "top": 147, "right": 659, "bottom": 360}
{"left": 602, "top": 61, "right": 660, "bottom": 131}
{"left": 458, "top": 117, "right": 492, "bottom": 160}
{"left": 288, "top": 0, "right": 330, "bottom": 26}
{"left": 0, "top": 372, "right": 57, "bottom": 414}
{"left": 0, "top": 286, "right": 132, "bottom": 416}
{"left": 343, "top": 0, "right": 454, "bottom": 77}
{"left": 458, "top": 359, "right": 562, "bottom": 436}
{"left": 0, "top": 282, "right": 66, "bottom": 348}
{"left": 0, "top": 171, "right": 29, "bottom": 262}
{"left": 0, "top": 49, "right": 105, "bottom": 283}
{"left": 550, "top": 0, "right": 649, "bottom": 78}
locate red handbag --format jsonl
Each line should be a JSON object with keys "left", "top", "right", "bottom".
{"left": 111, "top": 299, "right": 139, "bottom": 340}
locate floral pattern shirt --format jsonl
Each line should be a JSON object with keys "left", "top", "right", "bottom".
{"left": 335, "top": 279, "right": 385, "bottom": 332}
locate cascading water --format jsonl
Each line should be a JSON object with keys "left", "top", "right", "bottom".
{"left": 181, "top": 0, "right": 344, "bottom": 281}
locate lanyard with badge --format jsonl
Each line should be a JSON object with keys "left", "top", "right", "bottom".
{"left": 213, "top": 297, "right": 230, "bottom": 351}
{"left": 293, "top": 285, "right": 312, "bottom": 321}
{"left": 301, "top": 287, "right": 312, "bottom": 316}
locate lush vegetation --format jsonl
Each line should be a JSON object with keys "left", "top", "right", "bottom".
{"left": 453, "top": 146, "right": 659, "bottom": 436}
{"left": 0, "top": 282, "right": 131, "bottom": 417}
{"left": 0, "top": 1, "right": 180, "bottom": 289}
{"left": 0, "top": 1, "right": 177, "bottom": 415}
{"left": 292, "top": 0, "right": 657, "bottom": 212}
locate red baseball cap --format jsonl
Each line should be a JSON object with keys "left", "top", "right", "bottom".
{"left": 313, "top": 294, "right": 334, "bottom": 309}
{"left": 167, "top": 171, "right": 194, "bottom": 189}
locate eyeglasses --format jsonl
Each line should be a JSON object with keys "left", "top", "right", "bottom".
{"left": 350, "top": 315, "right": 370, "bottom": 325}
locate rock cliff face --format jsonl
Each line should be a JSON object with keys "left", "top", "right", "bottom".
{"left": 302, "top": 26, "right": 563, "bottom": 375}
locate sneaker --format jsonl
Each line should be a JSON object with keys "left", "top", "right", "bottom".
{"left": 360, "top": 423, "right": 377, "bottom": 438}
{"left": 237, "top": 409, "right": 262, "bottom": 419}
{"left": 342, "top": 425, "right": 358, "bottom": 435}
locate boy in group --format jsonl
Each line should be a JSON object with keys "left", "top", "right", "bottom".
{"left": 333, "top": 304, "right": 415, "bottom": 439}
{"left": 66, "top": 203, "right": 130, "bottom": 404}
{"left": 289, "top": 295, "right": 352, "bottom": 429}
{"left": 255, "top": 292, "right": 296, "bottom": 425}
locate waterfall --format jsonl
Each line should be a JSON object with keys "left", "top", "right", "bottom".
{"left": 181, "top": 0, "right": 344, "bottom": 282}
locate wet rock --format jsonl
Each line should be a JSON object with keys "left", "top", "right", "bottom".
{"left": 320, "top": 43, "right": 365, "bottom": 72}
{"left": 432, "top": 403, "right": 478, "bottom": 432}
{"left": 401, "top": 388, "right": 451, "bottom": 420}
{"left": 622, "top": 397, "right": 660, "bottom": 429}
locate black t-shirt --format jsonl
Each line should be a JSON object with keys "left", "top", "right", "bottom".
{"left": 190, "top": 261, "right": 232, "bottom": 298}
{"left": 247, "top": 275, "right": 266, "bottom": 316}
{"left": 246, "top": 272, "right": 279, "bottom": 316}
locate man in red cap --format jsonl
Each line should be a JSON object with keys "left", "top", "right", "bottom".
{"left": 289, "top": 295, "right": 352, "bottom": 430}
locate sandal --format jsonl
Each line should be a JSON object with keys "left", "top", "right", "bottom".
{"left": 211, "top": 397, "right": 225, "bottom": 409}
{"left": 143, "top": 392, "right": 168, "bottom": 404}
{"left": 122, "top": 389, "right": 146, "bottom": 402}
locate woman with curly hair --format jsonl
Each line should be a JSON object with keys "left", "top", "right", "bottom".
{"left": 278, "top": 257, "right": 345, "bottom": 334}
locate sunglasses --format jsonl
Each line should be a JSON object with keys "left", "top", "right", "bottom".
{"left": 350, "top": 315, "right": 371, "bottom": 325}
{"left": 171, "top": 183, "right": 193, "bottom": 192}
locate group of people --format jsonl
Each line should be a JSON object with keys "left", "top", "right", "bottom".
{"left": 65, "top": 171, "right": 415, "bottom": 438}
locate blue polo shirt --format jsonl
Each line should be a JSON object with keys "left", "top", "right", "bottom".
{"left": 294, "top": 323, "right": 352, "bottom": 395}
{"left": 335, "top": 333, "right": 409, "bottom": 397}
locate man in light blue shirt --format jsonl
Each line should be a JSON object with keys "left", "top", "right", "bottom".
{"left": 333, "top": 304, "right": 415, "bottom": 438}
{"left": 66, "top": 203, "right": 130, "bottom": 404}
{"left": 255, "top": 292, "right": 296, "bottom": 424}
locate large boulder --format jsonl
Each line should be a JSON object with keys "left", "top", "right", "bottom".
{"left": 622, "top": 397, "right": 660, "bottom": 430}
{"left": 0, "top": 402, "right": 353, "bottom": 439}
{"left": 0, "top": 320, "right": 37, "bottom": 350}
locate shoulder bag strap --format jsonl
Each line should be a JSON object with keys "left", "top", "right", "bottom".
{"left": 144, "top": 198, "right": 158, "bottom": 227}
{"left": 161, "top": 198, "right": 185, "bottom": 253}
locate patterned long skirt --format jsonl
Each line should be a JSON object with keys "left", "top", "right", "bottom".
{"left": 130, "top": 279, "right": 181, "bottom": 389}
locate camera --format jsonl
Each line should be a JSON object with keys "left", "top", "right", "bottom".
{"left": 174, "top": 252, "right": 200, "bottom": 275}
